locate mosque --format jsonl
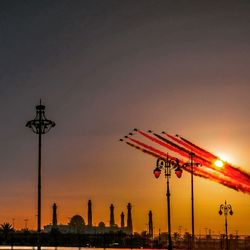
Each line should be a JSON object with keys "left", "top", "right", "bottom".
{"left": 44, "top": 200, "right": 133, "bottom": 234}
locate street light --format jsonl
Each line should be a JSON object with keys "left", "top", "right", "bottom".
{"left": 155, "top": 152, "right": 201, "bottom": 250}
{"left": 26, "top": 101, "right": 55, "bottom": 250}
{"left": 153, "top": 156, "right": 182, "bottom": 250}
{"left": 219, "top": 200, "right": 233, "bottom": 250}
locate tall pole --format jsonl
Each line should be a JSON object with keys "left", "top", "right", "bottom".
{"left": 166, "top": 173, "right": 172, "bottom": 250}
{"left": 225, "top": 213, "right": 228, "bottom": 250}
{"left": 190, "top": 152, "right": 195, "bottom": 250}
{"left": 26, "top": 101, "right": 55, "bottom": 250}
{"left": 154, "top": 157, "right": 181, "bottom": 250}
{"left": 219, "top": 201, "right": 233, "bottom": 250}
{"left": 37, "top": 124, "right": 42, "bottom": 248}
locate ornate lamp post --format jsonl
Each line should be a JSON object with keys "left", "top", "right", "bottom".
{"left": 26, "top": 101, "right": 55, "bottom": 249}
{"left": 153, "top": 156, "right": 183, "bottom": 250}
{"left": 219, "top": 201, "right": 233, "bottom": 250}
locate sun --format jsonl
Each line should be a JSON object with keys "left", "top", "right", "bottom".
{"left": 214, "top": 159, "right": 224, "bottom": 168}
{"left": 214, "top": 153, "right": 232, "bottom": 168}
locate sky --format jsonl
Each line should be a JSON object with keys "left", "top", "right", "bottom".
{"left": 0, "top": 0, "right": 250, "bottom": 235}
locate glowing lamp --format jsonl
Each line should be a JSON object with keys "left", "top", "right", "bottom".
{"left": 153, "top": 167, "right": 161, "bottom": 178}
{"left": 175, "top": 166, "right": 183, "bottom": 178}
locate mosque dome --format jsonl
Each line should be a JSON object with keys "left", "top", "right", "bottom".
{"left": 69, "top": 215, "right": 85, "bottom": 230}
{"left": 98, "top": 221, "right": 105, "bottom": 228}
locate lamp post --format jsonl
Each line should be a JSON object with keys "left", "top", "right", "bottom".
{"left": 26, "top": 101, "right": 55, "bottom": 250}
{"left": 182, "top": 152, "right": 201, "bottom": 250}
{"left": 153, "top": 156, "right": 183, "bottom": 250}
{"left": 219, "top": 201, "right": 233, "bottom": 250}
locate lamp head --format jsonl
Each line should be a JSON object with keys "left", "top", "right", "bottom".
{"left": 153, "top": 167, "right": 161, "bottom": 178}
{"left": 175, "top": 166, "right": 183, "bottom": 178}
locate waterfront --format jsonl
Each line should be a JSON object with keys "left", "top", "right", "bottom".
{"left": 0, "top": 248, "right": 153, "bottom": 250}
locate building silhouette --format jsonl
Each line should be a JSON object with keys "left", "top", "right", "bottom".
{"left": 52, "top": 203, "right": 57, "bottom": 227}
{"left": 69, "top": 215, "right": 85, "bottom": 233}
{"left": 88, "top": 200, "right": 92, "bottom": 227}
{"left": 127, "top": 203, "right": 133, "bottom": 234}
{"left": 44, "top": 200, "right": 133, "bottom": 234}
{"left": 120, "top": 212, "right": 125, "bottom": 228}
{"left": 110, "top": 204, "right": 115, "bottom": 227}
{"left": 148, "top": 210, "right": 153, "bottom": 238}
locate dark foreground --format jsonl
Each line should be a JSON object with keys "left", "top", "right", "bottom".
{"left": 0, "top": 231, "right": 250, "bottom": 250}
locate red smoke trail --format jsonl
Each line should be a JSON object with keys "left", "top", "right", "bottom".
{"left": 179, "top": 135, "right": 217, "bottom": 160}
{"left": 164, "top": 132, "right": 214, "bottom": 161}
{"left": 127, "top": 136, "right": 235, "bottom": 184}
{"left": 127, "top": 130, "right": 250, "bottom": 193}
{"left": 124, "top": 140, "right": 162, "bottom": 159}
{"left": 153, "top": 132, "right": 211, "bottom": 166}
{"left": 125, "top": 137, "right": 210, "bottom": 179}
{"left": 138, "top": 131, "right": 230, "bottom": 177}
{"left": 123, "top": 137, "right": 250, "bottom": 193}
{"left": 127, "top": 136, "right": 169, "bottom": 159}
{"left": 159, "top": 132, "right": 250, "bottom": 188}
{"left": 136, "top": 129, "right": 190, "bottom": 159}
{"left": 179, "top": 135, "right": 250, "bottom": 186}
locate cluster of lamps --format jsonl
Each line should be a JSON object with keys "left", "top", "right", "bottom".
{"left": 219, "top": 201, "right": 233, "bottom": 250}
{"left": 153, "top": 153, "right": 201, "bottom": 250}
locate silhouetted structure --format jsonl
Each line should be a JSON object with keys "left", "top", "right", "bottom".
{"left": 52, "top": 203, "right": 57, "bottom": 227}
{"left": 26, "top": 101, "right": 55, "bottom": 250}
{"left": 219, "top": 200, "right": 233, "bottom": 250}
{"left": 88, "top": 200, "right": 92, "bottom": 227}
{"left": 148, "top": 210, "right": 153, "bottom": 238}
{"left": 44, "top": 200, "right": 133, "bottom": 234}
{"left": 120, "top": 212, "right": 125, "bottom": 228}
{"left": 110, "top": 204, "right": 115, "bottom": 227}
{"left": 69, "top": 215, "right": 85, "bottom": 233}
{"left": 127, "top": 203, "right": 133, "bottom": 234}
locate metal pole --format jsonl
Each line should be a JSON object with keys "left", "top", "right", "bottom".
{"left": 225, "top": 213, "right": 228, "bottom": 250}
{"left": 190, "top": 153, "right": 195, "bottom": 250}
{"left": 37, "top": 109, "right": 42, "bottom": 250}
{"left": 26, "top": 102, "right": 55, "bottom": 250}
{"left": 166, "top": 174, "right": 172, "bottom": 250}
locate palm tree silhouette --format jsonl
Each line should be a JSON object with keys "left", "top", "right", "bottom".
{"left": 0, "top": 222, "right": 14, "bottom": 242}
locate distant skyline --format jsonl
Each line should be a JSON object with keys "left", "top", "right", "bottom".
{"left": 0, "top": 1, "right": 250, "bottom": 235}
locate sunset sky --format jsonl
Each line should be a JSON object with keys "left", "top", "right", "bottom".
{"left": 0, "top": 1, "right": 250, "bottom": 235}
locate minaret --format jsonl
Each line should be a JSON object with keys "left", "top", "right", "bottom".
{"left": 127, "top": 203, "right": 133, "bottom": 233}
{"left": 120, "top": 212, "right": 125, "bottom": 228}
{"left": 88, "top": 200, "right": 92, "bottom": 227}
{"left": 148, "top": 210, "right": 153, "bottom": 238}
{"left": 110, "top": 204, "right": 115, "bottom": 227}
{"left": 52, "top": 203, "right": 57, "bottom": 227}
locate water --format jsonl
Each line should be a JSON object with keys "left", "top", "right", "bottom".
{"left": 0, "top": 248, "right": 151, "bottom": 250}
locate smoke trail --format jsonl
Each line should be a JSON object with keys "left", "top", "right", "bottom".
{"left": 127, "top": 136, "right": 169, "bottom": 159}
{"left": 124, "top": 137, "right": 250, "bottom": 193}
{"left": 128, "top": 136, "right": 235, "bottom": 185}
{"left": 124, "top": 137, "right": 213, "bottom": 181}
{"left": 179, "top": 135, "right": 250, "bottom": 185}
{"left": 137, "top": 130, "right": 232, "bottom": 178}
{"left": 123, "top": 130, "right": 250, "bottom": 193}
{"left": 154, "top": 132, "right": 211, "bottom": 166}
{"left": 123, "top": 140, "right": 162, "bottom": 159}
{"left": 136, "top": 129, "right": 190, "bottom": 159}
{"left": 159, "top": 132, "right": 250, "bottom": 188}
